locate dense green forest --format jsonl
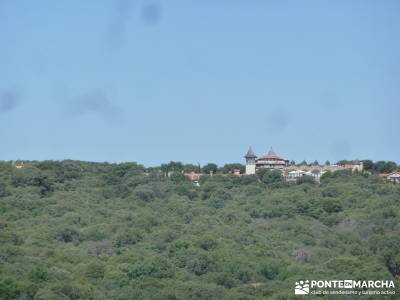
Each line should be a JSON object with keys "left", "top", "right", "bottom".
{"left": 0, "top": 161, "right": 399, "bottom": 299}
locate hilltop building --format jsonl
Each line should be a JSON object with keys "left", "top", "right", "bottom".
{"left": 336, "top": 161, "right": 364, "bottom": 172}
{"left": 387, "top": 172, "right": 400, "bottom": 184}
{"left": 256, "top": 148, "right": 289, "bottom": 170}
{"left": 244, "top": 147, "right": 363, "bottom": 179}
{"left": 244, "top": 147, "right": 257, "bottom": 175}
{"left": 184, "top": 172, "right": 202, "bottom": 186}
{"left": 286, "top": 169, "right": 323, "bottom": 182}
{"left": 245, "top": 147, "right": 289, "bottom": 174}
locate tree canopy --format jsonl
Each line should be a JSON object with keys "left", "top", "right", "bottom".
{"left": 0, "top": 160, "right": 399, "bottom": 299}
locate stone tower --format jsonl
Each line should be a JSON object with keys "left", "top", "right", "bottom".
{"left": 244, "top": 146, "right": 257, "bottom": 175}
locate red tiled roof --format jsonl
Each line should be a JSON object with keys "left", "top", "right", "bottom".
{"left": 378, "top": 173, "right": 389, "bottom": 177}
{"left": 184, "top": 172, "right": 202, "bottom": 181}
{"left": 256, "top": 148, "right": 288, "bottom": 161}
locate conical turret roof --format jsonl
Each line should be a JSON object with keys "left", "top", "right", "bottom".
{"left": 245, "top": 146, "right": 257, "bottom": 158}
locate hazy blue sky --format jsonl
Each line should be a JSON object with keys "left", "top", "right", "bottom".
{"left": 0, "top": 0, "right": 399, "bottom": 166}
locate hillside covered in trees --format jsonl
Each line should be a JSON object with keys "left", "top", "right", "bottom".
{"left": 0, "top": 161, "right": 399, "bottom": 299}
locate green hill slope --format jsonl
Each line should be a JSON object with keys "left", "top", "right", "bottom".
{"left": 0, "top": 161, "right": 399, "bottom": 299}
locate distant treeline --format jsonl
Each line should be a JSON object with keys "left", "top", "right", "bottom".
{"left": 155, "top": 160, "right": 399, "bottom": 174}
{"left": 7, "top": 159, "right": 400, "bottom": 176}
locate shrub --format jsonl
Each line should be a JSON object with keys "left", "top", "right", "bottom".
{"left": 56, "top": 228, "right": 80, "bottom": 243}
{"left": 87, "top": 241, "right": 113, "bottom": 256}
{"left": 296, "top": 175, "right": 315, "bottom": 185}
{"left": 134, "top": 185, "right": 156, "bottom": 202}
